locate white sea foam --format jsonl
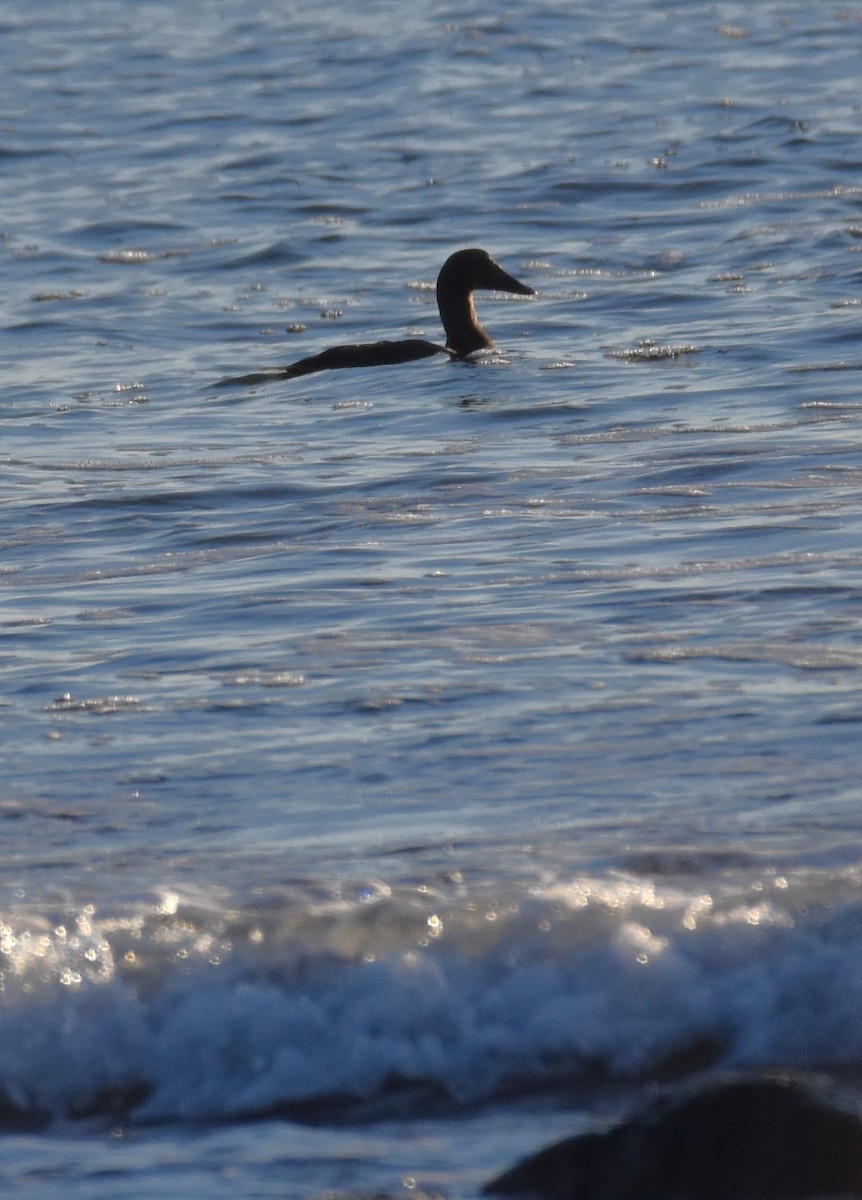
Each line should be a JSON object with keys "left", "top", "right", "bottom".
{"left": 2, "top": 864, "right": 862, "bottom": 1124}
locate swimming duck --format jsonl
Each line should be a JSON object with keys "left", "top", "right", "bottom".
{"left": 219, "top": 248, "right": 534, "bottom": 385}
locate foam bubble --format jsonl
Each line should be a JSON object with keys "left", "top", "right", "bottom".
{"left": 2, "top": 864, "right": 862, "bottom": 1124}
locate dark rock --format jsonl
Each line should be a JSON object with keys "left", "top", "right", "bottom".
{"left": 649, "top": 1034, "right": 728, "bottom": 1082}
{"left": 69, "top": 1079, "right": 153, "bottom": 1121}
{"left": 485, "top": 1076, "right": 862, "bottom": 1200}
{"left": 257, "top": 1074, "right": 454, "bottom": 1125}
{"left": 0, "top": 1089, "right": 46, "bottom": 1132}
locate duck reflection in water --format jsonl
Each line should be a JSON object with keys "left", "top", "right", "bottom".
{"left": 219, "top": 248, "right": 534, "bottom": 385}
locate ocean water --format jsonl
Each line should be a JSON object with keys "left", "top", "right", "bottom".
{"left": 3, "top": 0, "right": 862, "bottom": 1195}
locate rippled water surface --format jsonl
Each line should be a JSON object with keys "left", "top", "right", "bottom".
{"left": 3, "top": 2, "right": 862, "bottom": 1196}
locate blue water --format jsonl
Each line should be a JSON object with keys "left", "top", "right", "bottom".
{"left": 3, "top": 1, "right": 862, "bottom": 1195}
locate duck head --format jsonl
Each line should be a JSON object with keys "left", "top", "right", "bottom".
{"left": 436, "top": 248, "right": 534, "bottom": 358}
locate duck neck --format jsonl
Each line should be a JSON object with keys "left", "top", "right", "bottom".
{"left": 438, "top": 284, "right": 492, "bottom": 357}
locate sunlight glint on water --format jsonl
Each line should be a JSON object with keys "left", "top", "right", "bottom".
{"left": 2, "top": 1, "right": 862, "bottom": 1196}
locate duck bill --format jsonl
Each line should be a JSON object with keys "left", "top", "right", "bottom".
{"left": 488, "top": 261, "right": 535, "bottom": 296}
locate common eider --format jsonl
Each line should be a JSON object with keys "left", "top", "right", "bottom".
{"left": 218, "top": 248, "right": 534, "bottom": 385}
